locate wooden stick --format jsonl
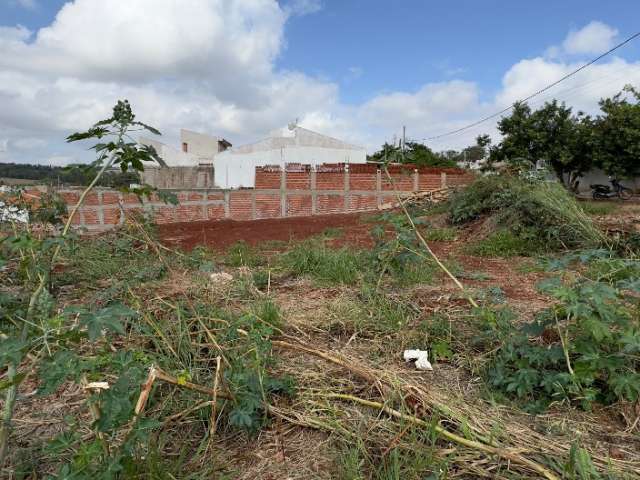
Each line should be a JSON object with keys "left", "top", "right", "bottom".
{"left": 383, "top": 166, "right": 478, "bottom": 308}
{"left": 209, "top": 356, "right": 223, "bottom": 438}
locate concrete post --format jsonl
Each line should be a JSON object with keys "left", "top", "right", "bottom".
{"left": 441, "top": 172, "right": 447, "bottom": 188}
{"left": 343, "top": 164, "right": 350, "bottom": 212}
{"left": 280, "top": 166, "right": 287, "bottom": 217}
{"left": 413, "top": 169, "right": 419, "bottom": 192}
{"left": 376, "top": 168, "right": 382, "bottom": 207}
{"left": 310, "top": 169, "right": 317, "bottom": 215}
{"left": 224, "top": 191, "right": 230, "bottom": 218}
{"left": 251, "top": 191, "right": 257, "bottom": 220}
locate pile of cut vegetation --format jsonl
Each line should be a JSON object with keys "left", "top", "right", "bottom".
{"left": 447, "top": 175, "right": 607, "bottom": 255}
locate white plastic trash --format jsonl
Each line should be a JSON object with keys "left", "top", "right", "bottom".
{"left": 403, "top": 349, "right": 433, "bottom": 371}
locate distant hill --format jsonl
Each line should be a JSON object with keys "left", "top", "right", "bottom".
{"left": 0, "top": 163, "right": 139, "bottom": 188}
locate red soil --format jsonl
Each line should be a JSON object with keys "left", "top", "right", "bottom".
{"left": 158, "top": 212, "right": 380, "bottom": 251}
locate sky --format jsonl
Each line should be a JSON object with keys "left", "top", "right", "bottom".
{"left": 1, "top": 0, "right": 640, "bottom": 165}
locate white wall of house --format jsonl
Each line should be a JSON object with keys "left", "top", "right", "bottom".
{"left": 140, "top": 129, "right": 229, "bottom": 167}
{"left": 214, "top": 126, "right": 366, "bottom": 188}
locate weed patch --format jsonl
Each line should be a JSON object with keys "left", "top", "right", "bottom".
{"left": 484, "top": 253, "right": 640, "bottom": 412}
{"left": 280, "top": 240, "right": 365, "bottom": 285}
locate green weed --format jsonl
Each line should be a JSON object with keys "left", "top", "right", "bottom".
{"left": 225, "top": 241, "right": 264, "bottom": 267}
{"left": 485, "top": 256, "right": 640, "bottom": 412}
{"left": 469, "top": 230, "right": 541, "bottom": 257}
{"left": 423, "top": 227, "right": 457, "bottom": 242}
{"left": 280, "top": 240, "right": 364, "bottom": 285}
{"left": 579, "top": 201, "right": 618, "bottom": 216}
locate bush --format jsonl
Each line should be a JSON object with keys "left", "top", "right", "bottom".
{"left": 485, "top": 253, "right": 640, "bottom": 412}
{"left": 448, "top": 175, "right": 606, "bottom": 252}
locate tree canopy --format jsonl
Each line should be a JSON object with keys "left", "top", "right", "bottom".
{"left": 368, "top": 141, "right": 483, "bottom": 168}
{"left": 486, "top": 85, "right": 640, "bottom": 185}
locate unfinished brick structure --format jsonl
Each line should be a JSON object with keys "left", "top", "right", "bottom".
{"left": 45, "top": 164, "right": 474, "bottom": 231}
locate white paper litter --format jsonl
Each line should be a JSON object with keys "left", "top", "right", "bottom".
{"left": 209, "top": 272, "right": 234, "bottom": 283}
{"left": 0, "top": 201, "right": 29, "bottom": 224}
{"left": 403, "top": 349, "right": 433, "bottom": 371}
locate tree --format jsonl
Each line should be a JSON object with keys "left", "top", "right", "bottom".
{"left": 0, "top": 100, "right": 165, "bottom": 465}
{"left": 591, "top": 85, "right": 640, "bottom": 178}
{"left": 491, "top": 100, "right": 590, "bottom": 185}
{"left": 368, "top": 141, "right": 457, "bottom": 168}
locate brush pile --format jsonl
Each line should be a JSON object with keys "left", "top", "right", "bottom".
{"left": 447, "top": 175, "right": 607, "bottom": 251}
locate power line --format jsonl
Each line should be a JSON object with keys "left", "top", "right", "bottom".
{"left": 423, "top": 30, "right": 640, "bottom": 141}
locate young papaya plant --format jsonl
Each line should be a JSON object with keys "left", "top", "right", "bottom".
{"left": 0, "top": 100, "right": 167, "bottom": 466}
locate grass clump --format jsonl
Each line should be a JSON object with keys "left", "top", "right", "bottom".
{"left": 469, "top": 229, "right": 542, "bottom": 257}
{"left": 280, "top": 239, "right": 365, "bottom": 285}
{"left": 423, "top": 227, "right": 457, "bottom": 242}
{"left": 448, "top": 175, "right": 606, "bottom": 253}
{"left": 579, "top": 201, "right": 618, "bottom": 216}
{"left": 225, "top": 240, "right": 264, "bottom": 267}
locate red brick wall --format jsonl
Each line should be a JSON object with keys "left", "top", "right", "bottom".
{"left": 255, "top": 168, "right": 281, "bottom": 189}
{"left": 316, "top": 172, "right": 344, "bottom": 190}
{"left": 349, "top": 172, "right": 377, "bottom": 190}
{"left": 286, "top": 171, "right": 311, "bottom": 190}
{"left": 37, "top": 164, "right": 473, "bottom": 231}
{"left": 287, "top": 194, "right": 313, "bottom": 216}
{"left": 255, "top": 193, "right": 281, "bottom": 219}
{"left": 316, "top": 194, "right": 344, "bottom": 214}
{"left": 418, "top": 174, "right": 441, "bottom": 191}
{"left": 348, "top": 194, "right": 377, "bottom": 211}
{"left": 229, "top": 191, "right": 253, "bottom": 221}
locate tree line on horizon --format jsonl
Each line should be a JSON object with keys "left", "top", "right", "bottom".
{"left": 0, "top": 163, "right": 140, "bottom": 188}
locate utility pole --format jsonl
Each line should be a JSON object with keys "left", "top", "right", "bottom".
{"left": 402, "top": 125, "right": 406, "bottom": 162}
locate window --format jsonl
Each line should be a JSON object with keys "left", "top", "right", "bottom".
{"left": 182, "top": 142, "right": 188, "bottom": 153}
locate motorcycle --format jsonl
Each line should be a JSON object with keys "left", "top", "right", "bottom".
{"left": 590, "top": 177, "right": 633, "bottom": 200}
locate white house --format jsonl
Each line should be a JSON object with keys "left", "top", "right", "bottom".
{"left": 140, "top": 129, "right": 231, "bottom": 167}
{"left": 214, "top": 125, "right": 367, "bottom": 189}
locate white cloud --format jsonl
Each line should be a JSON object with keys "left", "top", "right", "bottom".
{"left": 0, "top": 6, "right": 638, "bottom": 163}
{"left": 563, "top": 21, "right": 618, "bottom": 55}
{"left": 283, "top": 0, "right": 322, "bottom": 16}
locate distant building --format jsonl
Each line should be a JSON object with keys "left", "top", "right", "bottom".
{"left": 139, "top": 129, "right": 231, "bottom": 189}
{"left": 214, "top": 125, "right": 366, "bottom": 189}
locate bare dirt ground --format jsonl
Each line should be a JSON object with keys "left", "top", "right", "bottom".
{"left": 159, "top": 212, "right": 379, "bottom": 251}
{"left": 7, "top": 201, "right": 639, "bottom": 478}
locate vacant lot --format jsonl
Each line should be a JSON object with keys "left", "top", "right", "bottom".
{"left": 3, "top": 184, "right": 640, "bottom": 479}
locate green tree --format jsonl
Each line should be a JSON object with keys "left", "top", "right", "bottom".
{"left": 492, "top": 100, "right": 590, "bottom": 185}
{"left": 591, "top": 85, "right": 640, "bottom": 178}
{"left": 368, "top": 142, "right": 458, "bottom": 168}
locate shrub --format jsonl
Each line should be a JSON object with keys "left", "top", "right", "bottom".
{"left": 485, "top": 253, "right": 640, "bottom": 412}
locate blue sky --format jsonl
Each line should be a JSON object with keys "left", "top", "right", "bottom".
{"left": 279, "top": 0, "right": 640, "bottom": 103}
{"left": 1, "top": 0, "right": 640, "bottom": 164}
